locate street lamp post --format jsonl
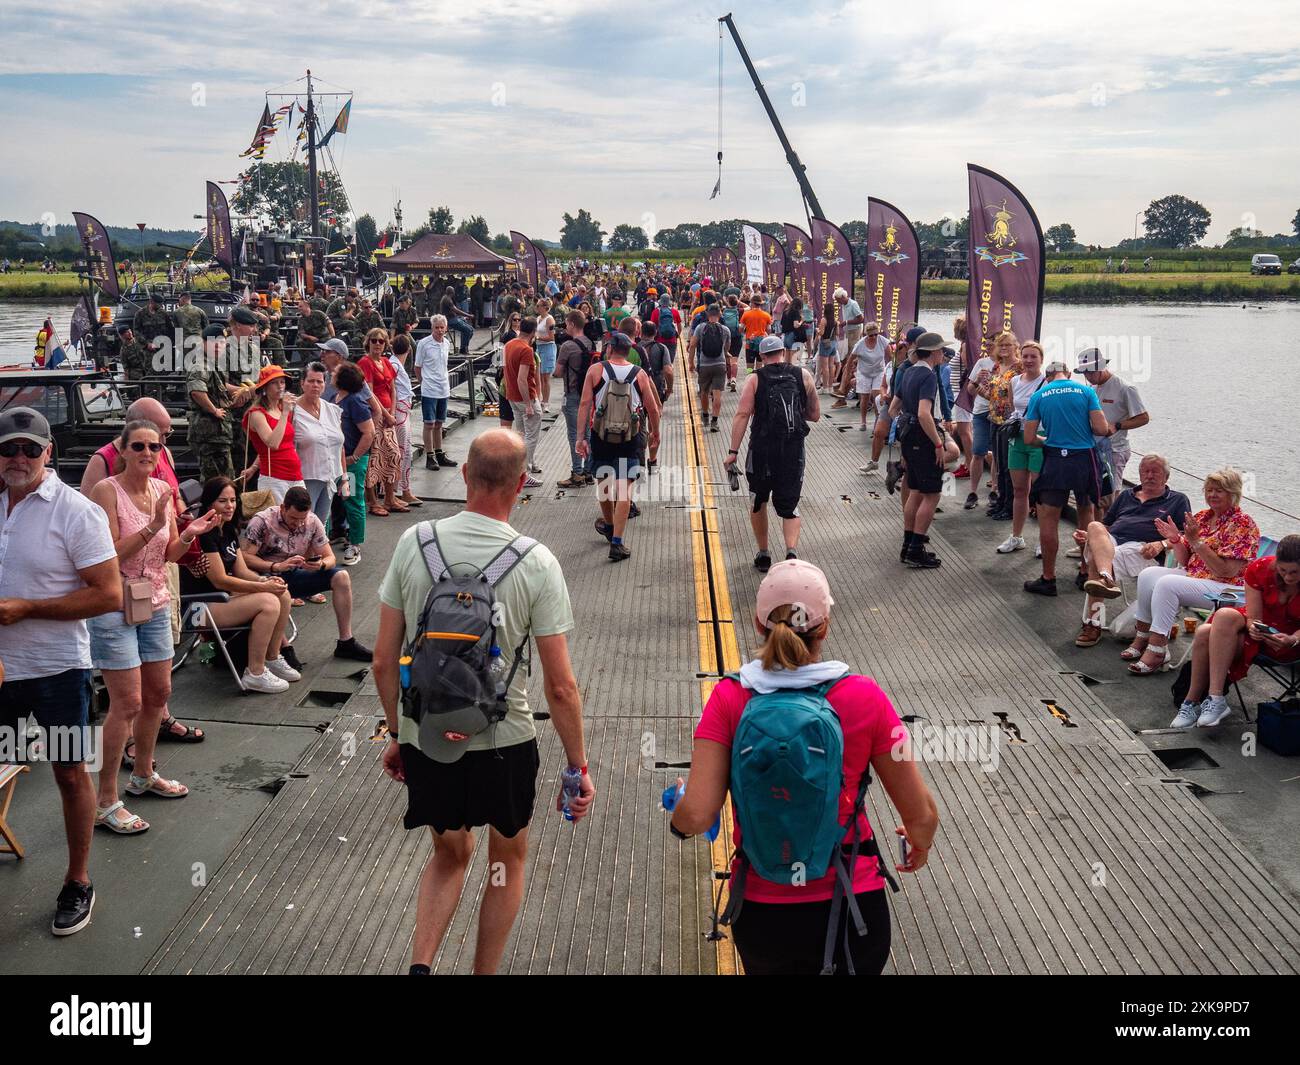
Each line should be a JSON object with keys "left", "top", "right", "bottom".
{"left": 1134, "top": 210, "right": 1142, "bottom": 242}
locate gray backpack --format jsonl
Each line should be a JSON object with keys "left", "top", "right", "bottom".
{"left": 400, "top": 521, "right": 537, "bottom": 762}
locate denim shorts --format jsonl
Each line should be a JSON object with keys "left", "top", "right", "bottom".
{"left": 90, "top": 607, "right": 174, "bottom": 671}
{"left": 972, "top": 411, "right": 992, "bottom": 456}
{"left": 421, "top": 395, "right": 449, "bottom": 423}
{"left": 536, "top": 341, "right": 558, "bottom": 374}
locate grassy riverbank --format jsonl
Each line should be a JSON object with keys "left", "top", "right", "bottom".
{"left": 5, "top": 268, "right": 1299, "bottom": 304}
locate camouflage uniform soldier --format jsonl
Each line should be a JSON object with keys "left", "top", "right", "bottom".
{"left": 355, "top": 298, "right": 383, "bottom": 336}
{"left": 336, "top": 305, "right": 362, "bottom": 355}
{"left": 295, "top": 298, "right": 333, "bottom": 363}
{"left": 132, "top": 294, "right": 173, "bottom": 369}
{"left": 392, "top": 295, "right": 419, "bottom": 334}
{"left": 309, "top": 287, "right": 329, "bottom": 313}
{"left": 117, "top": 327, "right": 151, "bottom": 382}
{"left": 187, "top": 325, "right": 238, "bottom": 482}
{"left": 173, "top": 291, "right": 209, "bottom": 342}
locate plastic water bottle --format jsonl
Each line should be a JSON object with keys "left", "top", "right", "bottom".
{"left": 487, "top": 646, "right": 509, "bottom": 702}
{"left": 660, "top": 781, "right": 720, "bottom": 841}
{"left": 561, "top": 766, "right": 583, "bottom": 822}
{"left": 399, "top": 655, "right": 412, "bottom": 689}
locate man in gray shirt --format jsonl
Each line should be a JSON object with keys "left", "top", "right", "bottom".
{"left": 1076, "top": 347, "right": 1148, "bottom": 502}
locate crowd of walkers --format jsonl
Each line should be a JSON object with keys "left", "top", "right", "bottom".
{"left": 4, "top": 257, "right": 1296, "bottom": 980}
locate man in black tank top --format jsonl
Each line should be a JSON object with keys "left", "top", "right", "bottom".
{"left": 725, "top": 335, "right": 820, "bottom": 572}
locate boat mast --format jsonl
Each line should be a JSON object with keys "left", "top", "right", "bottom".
{"left": 306, "top": 69, "right": 319, "bottom": 240}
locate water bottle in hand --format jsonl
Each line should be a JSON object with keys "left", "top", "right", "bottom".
{"left": 561, "top": 766, "right": 583, "bottom": 822}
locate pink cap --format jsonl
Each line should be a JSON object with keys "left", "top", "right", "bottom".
{"left": 755, "top": 560, "right": 835, "bottom": 632}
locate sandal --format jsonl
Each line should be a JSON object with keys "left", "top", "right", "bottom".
{"left": 1128, "top": 646, "right": 1169, "bottom": 675}
{"left": 398, "top": 494, "right": 424, "bottom": 507}
{"left": 126, "top": 772, "right": 189, "bottom": 799}
{"left": 1120, "top": 637, "right": 1150, "bottom": 662}
{"left": 291, "top": 597, "right": 306, "bottom": 607}
{"left": 158, "top": 715, "right": 204, "bottom": 743}
{"left": 368, "top": 505, "right": 389, "bottom": 517}
{"left": 95, "top": 800, "right": 149, "bottom": 834}
{"left": 121, "top": 738, "right": 156, "bottom": 774}
{"left": 308, "top": 593, "right": 328, "bottom": 604}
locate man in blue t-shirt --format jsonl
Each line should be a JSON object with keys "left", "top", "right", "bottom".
{"left": 1021, "top": 360, "right": 1112, "bottom": 596}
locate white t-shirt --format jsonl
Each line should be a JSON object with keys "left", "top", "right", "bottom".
{"left": 388, "top": 354, "right": 414, "bottom": 407}
{"left": 851, "top": 335, "right": 888, "bottom": 376}
{"left": 840, "top": 298, "right": 864, "bottom": 328}
{"left": 293, "top": 399, "right": 345, "bottom": 483}
{"left": 1011, "top": 372, "right": 1045, "bottom": 418}
{"left": 1090, "top": 373, "right": 1146, "bottom": 450}
{"left": 414, "top": 334, "right": 452, "bottom": 400}
{"left": 0, "top": 472, "right": 117, "bottom": 681}
{"left": 969, "top": 356, "right": 996, "bottom": 415}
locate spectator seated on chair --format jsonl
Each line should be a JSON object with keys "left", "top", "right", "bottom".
{"left": 179, "top": 476, "right": 299, "bottom": 694}
{"left": 1073, "top": 453, "right": 1191, "bottom": 647}
{"left": 1171, "top": 534, "right": 1300, "bottom": 728}
{"left": 238, "top": 486, "right": 372, "bottom": 662}
{"left": 1122, "top": 468, "right": 1260, "bottom": 677}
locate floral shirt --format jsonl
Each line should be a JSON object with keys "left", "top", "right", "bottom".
{"left": 987, "top": 368, "right": 1018, "bottom": 425}
{"left": 1185, "top": 506, "right": 1259, "bottom": 584}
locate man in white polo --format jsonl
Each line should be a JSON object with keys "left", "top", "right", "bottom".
{"left": 0, "top": 408, "right": 121, "bottom": 936}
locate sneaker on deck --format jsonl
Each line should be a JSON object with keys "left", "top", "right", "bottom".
{"left": 52, "top": 880, "right": 95, "bottom": 937}
{"left": 963, "top": 493, "right": 979, "bottom": 510}
{"left": 265, "top": 656, "right": 302, "bottom": 682}
{"left": 1023, "top": 576, "right": 1058, "bottom": 597}
{"left": 242, "top": 668, "right": 290, "bottom": 694}
{"left": 522, "top": 475, "right": 542, "bottom": 488}
{"left": 334, "top": 637, "right": 374, "bottom": 662}
{"left": 859, "top": 460, "right": 878, "bottom": 474}
{"left": 996, "top": 535, "right": 1025, "bottom": 554}
{"left": 754, "top": 551, "right": 772, "bottom": 573}
{"left": 1196, "top": 697, "right": 1232, "bottom": 728}
{"left": 340, "top": 545, "right": 361, "bottom": 566}
{"left": 608, "top": 542, "right": 631, "bottom": 562}
{"left": 1065, "top": 545, "right": 1083, "bottom": 558}
{"left": 1170, "top": 702, "right": 1201, "bottom": 729}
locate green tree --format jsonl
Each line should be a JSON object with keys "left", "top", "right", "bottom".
{"left": 354, "top": 213, "right": 377, "bottom": 256}
{"left": 1291, "top": 208, "right": 1300, "bottom": 239}
{"left": 608, "top": 224, "right": 649, "bottom": 251}
{"left": 1142, "top": 195, "right": 1211, "bottom": 248}
{"left": 839, "top": 220, "right": 867, "bottom": 241}
{"left": 1044, "top": 223, "right": 1078, "bottom": 252}
{"left": 560, "top": 209, "right": 605, "bottom": 251}
{"left": 699, "top": 219, "right": 742, "bottom": 247}
{"left": 457, "top": 214, "right": 490, "bottom": 243}
{"left": 491, "top": 232, "right": 511, "bottom": 251}
{"left": 655, "top": 224, "right": 702, "bottom": 250}
{"left": 231, "top": 161, "right": 350, "bottom": 229}
{"left": 428, "top": 206, "right": 455, "bottom": 234}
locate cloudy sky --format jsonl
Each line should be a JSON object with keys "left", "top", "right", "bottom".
{"left": 2, "top": 0, "right": 1297, "bottom": 245}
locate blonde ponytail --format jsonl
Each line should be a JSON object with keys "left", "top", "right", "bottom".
{"left": 758, "top": 605, "right": 828, "bottom": 671}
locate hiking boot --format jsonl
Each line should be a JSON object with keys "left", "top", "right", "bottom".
{"left": 1083, "top": 574, "right": 1122, "bottom": 599}
{"left": 963, "top": 492, "right": 979, "bottom": 510}
{"left": 996, "top": 535, "right": 1025, "bottom": 554}
{"left": 904, "top": 543, "right": 941, "bottom": 569}
{"left": 1023, "top": 576, "right": 1058, "bottom": 597}
{"left": 334, "top": 637, "right": 373, "bottom": 662}
{"left": 436, "top": 451, "right": 458, "bottom": 468}
{"left": 241, "top": 668, "right": 290, "bottom": 694}
{"left": 595, "top": 519, "right": 614, "bottom": 542}
{"left": 425, "top": 455, "right": 440, "bottom": 471}
{"left": 52, "top": 880, "right": 94, "bottom": 937}
{"left": 608, "top": 542, "right": 631, "bottom": 562}
{"left": 1074, "top": 623, "right": 1102, "bottom": 647}
{"left": 754, "top": 551, "right": 772, "bottom": 573}
{"left": 582, "top": 473, "right": 596, "bottom": 485}
{"left": 556, "top": 475, "right": 585, "bottom": 488}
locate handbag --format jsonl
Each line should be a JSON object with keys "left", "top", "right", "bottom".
{"left": 122, "top": 576, "right": 153, "bottom": 625}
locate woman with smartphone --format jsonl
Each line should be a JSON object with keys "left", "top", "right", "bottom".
{"left": 1172, "top": 534, "right": 1300, "bottom": 728}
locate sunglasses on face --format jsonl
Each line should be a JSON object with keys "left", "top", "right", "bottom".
{"left": 0, "top": 441, "right": 45, "bottom": 459}
{"left": 129, "top": 441, "right": 164, "bottom": 453}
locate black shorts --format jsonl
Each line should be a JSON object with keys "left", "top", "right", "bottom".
{"left": 1032, "top": 447, "right": 1101, "bottom": 509}
{"left": 283, "top": 566, "right": 342, "bottom": 599}
{"left": 400, "top": 738, "right": 540, "bottom": 837}
{"left": 901, "top": 431, "right": 944, "bottom": 494}
{"left": 0, "top": 668, "right": 94, "bottom": 765}
{"left": 731, "top": 888, "right": 892, "bottom": 976}
{"left": 746, "top": 451, "right": 803, "bottom": 518}
{"left": 590, "top": 433, "right": 645, "bottom": 480}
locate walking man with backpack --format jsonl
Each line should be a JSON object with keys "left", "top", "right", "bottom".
{"left": 375, "top": 429, "right": 594, "bottom": 975}
{"left": 669, "top": 560, "right": 939, "bottom": 975}
{"left": 636, "top": 320, "right": 675, "bottom": 474}
{"left": 725, "top": 335, "right": 820, "bottom": 572}
{"left": 554, "top": 309, "right": 595, "bottom": 488}
{"left": 576, "top": 331, "right": 661, "bottom": 562}
{"left": 688, "top": 303, "right": 731, "bottom": 433}
{"left": 889, "top": 332, "right": 949, "bottom": 569}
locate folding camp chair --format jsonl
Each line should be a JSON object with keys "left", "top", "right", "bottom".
{"left": 173, "top": 593, "right": 297, "bottom": 694}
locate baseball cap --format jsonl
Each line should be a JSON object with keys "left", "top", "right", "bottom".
{"left": 0, "top": 407, "right": 52, "bottom": 446}
{"left": 608, "top": 331, "right": 632, "bottom": 351}
{"left": 230, "top": 305, "right": 260, "bottom": 326}
{"left": 915, "top": 331, "right": 945, "bottom": 352}
{"left": 1075, "top": 347, "right": 1109, "bottom": 372}
{"left": 758, "top": 334, "right": 785, "bottom": 355}
{"left": 755, "top": 560, "right": 835, "bottom": 633}
{"left": 904, "top": 326, "right": 926, "bottom": 344}
{"left": 317, "top": 338, "right": 350, "bottom": 358}
{"left": 706, "top": 303, "right": 721, "bottom": 315}
{"left": 1044, "top": 360, "right": 1070, "bottom": 375}
{"left": 416, "top": 693, "right": 498, "bottom": 764}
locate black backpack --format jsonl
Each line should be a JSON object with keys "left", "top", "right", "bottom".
{"left": 698, "top": 322, "right": 728, "bottom": 365}
{"left": 754, "top": 363, "right": 808, "bottom": 440}
{"left": 400, "top": 521, "right": 537, "bottom": 762}
{"left": 642, "top": 340, "right": 671, "bottom": 397}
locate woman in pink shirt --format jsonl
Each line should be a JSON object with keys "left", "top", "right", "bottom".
{"left": 671, "top": 561, "right": 939, "bottom": 975}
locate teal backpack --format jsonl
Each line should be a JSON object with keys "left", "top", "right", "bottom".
{"left": 717, "top": 673, "right": 898, "bottom": 974}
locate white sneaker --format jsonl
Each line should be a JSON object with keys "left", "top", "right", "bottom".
{"left": 996, "top": 535, "right": 1025, "bottom": 554}
{"left": 340, "top": 545, "right": 361, "bottom": 566}
{"left": 1196, "top": 697, "right": 1232, "bottom": 728}
{"left": 523, "top": 475, "right": 542, "bottom": 489}
{"left": 266, "top": 656, "right": 302, "bottom": 683}
{"left": 1065, "top": 545, "right": 1083, "bottom": 558}
{"left": 242, "top": 668, "right": 290, "bottom": 694}
{"left": 1034, "top": 544, "right": 1043, "bottom": 559}
{"left": 1170, "top": 702, "right": 1200, "bottom": 729}
{"left": 860, "top": 460, "right": 879, "bottom": 474}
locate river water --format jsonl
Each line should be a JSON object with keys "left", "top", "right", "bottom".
{"left": 4, "top": 296, "right": 1298, "bottom": 534}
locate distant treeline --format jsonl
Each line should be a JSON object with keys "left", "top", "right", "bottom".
{"left": 0, "top": 220, "right": 202, "bottom": 262}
